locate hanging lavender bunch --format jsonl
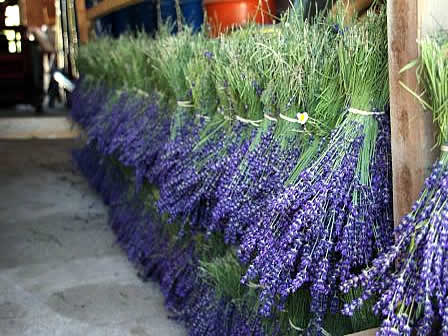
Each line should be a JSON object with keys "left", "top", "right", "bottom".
{"left": 183, "top": 248, "right": 267, "bottom": 336}
{"left": 150, "top": 114, "right": 202, "bottom": 186}
{"left": 74, "top": 84, "right": 170, "bottom": 190}
{"left": 114, "top": 94, "right": 170, "bottom": 189}
{"left": 212, "top": 121, "right": 303, "bottom": 244}
{"left": 148, "top": 30, "right": 215, "bottom": 188}
{"left": 183, "top": 288, "right": 265, "bottom": 336}
{"left": 73, "top": 144, "right": 129, "bottom": 205}
{"left": 158, "top": 27, "right": 272, "bottom": 234}
{"left": 157, "top": 117, "right": 254, "bottom": 233}
{"left": 239, "top": 11, "right": 392, "bottom": 332}
{"left": 150, "top": 36, "right": 218, "bottom": 188}
{"left": 70, "top": 79, "right": 110, "bottom": 128}
{"left": 340, "top": 155, "right": 448, "bottom": 335}
{"left": 341, "top": 32, "right": 448, "bottom": 336}
{"left": 86, "top": 91, "right": 131, "bottom": 155}
{"left": 212, "top": 15, "right": 344, "bottom": 245}
{"left": 240, "top": 113, "right": 386, "bottom": 320}
{"left": 210, "top": 25, "right": 299, "bottom": 242}
{"left": 103, "top": 94, "right": 148, "bottom": 156}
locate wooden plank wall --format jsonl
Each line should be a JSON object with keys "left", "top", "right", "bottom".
{"left": 19, "top": 0, "right": 44, "bottom": 27}
{"left": 43, "top": 0, "right": 56, "bottom": 25}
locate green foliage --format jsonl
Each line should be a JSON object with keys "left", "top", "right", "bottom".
{"left": 77, "top": 33, "right": 153, "bottom": 92}
{"left": 417, "top": 31, "right": 448, "bottom": 145}
{"left": 337, "top": 8, "right": 389, "bottom": 111}
{"left": 199, "top": 249, "right": 246, "bottom": 300}
{"left": 341, "top": 288, "right": 382, "bottom": 332}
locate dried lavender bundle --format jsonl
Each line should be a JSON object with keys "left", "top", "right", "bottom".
{"left": 76, "top": 88, "right": 169, "bottom": 189}
{"left": 211, "top": 12, "right": 345, "bottom": 246}
{"left": 70, "top": 79, "right": 110, "bottom": 129}
{"left": 145, "top": 31, "right": 217, "bottom": 188}
{"left": 77, "top": 33, "right": 154, "bottom": 93}
{"left": 239, "top": 10, "right": 392, "bottom": 333}
{"left": 157, "top": 25, "right": 272, "bottom": 234}
{"left": 341, "top": 32, "right": 448, "bottom": 336}
{"left": 77, "top": 143, "right": 271, "bottom": 335}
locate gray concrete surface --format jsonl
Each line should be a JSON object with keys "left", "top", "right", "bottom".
{"left": 0, "top": 117, "right": 80, "bottom": 140}
{"left": 0, "top": 140, "right": 186, "bottom": 336}
{"left": 0, "top": 103, "right": 67, "bottom": 118}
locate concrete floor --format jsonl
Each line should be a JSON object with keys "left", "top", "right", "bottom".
{"left": 1, "top": 102, "right": 67, "bottom": 118}
{"left": 0, "top": 140, "right": 186, "bottom": 336}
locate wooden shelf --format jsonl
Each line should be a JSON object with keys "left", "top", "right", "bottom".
{"left": 86, "top": 0, "right": 143, "bottom": 20}
{"left": 345, "top": 328, "right": 378, "bottom": 336}
{"left": 76, "top": 0, "right": 145, "bottom": 42}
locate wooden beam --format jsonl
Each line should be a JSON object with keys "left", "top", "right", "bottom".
{"left": 345, "top": 328, "right": 378, "bottom": 336}
{"left": 387, "top": 0, "right": 437, "bottom": 225}
{"left": 87, "top": 0, "right": 143, "bottom": 20}
{"left": 75, "top": 0, "right": 89, "bottom": 43}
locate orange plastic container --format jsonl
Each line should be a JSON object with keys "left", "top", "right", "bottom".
{"left": 204, "top": 0, "right": 276, "bottom": 37}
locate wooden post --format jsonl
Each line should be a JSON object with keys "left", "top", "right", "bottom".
{"left": 387, "top": 0, "right": 437, "bottom": 225}
{"left": 75, "top": 0, "right": 89, "bottom": 43}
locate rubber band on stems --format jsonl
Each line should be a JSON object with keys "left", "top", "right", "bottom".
{"left": 195, "top": 114, "right": 210, "bottom": 121}
{"left": 133, "top": 88, "right": 149, "bottom": 97}
{"left": 235, "top": 115, "right": 263, "bottom": 127}
{"left": 348, "top": 107, "right": 385, "bottom": 116}
{"left": 279, "top": 113, "right": 309, "bottom": 125}
{"left": 177, "top": 101, "right": 194, "bottom": 108}
{"left": 279, "top": 113, "right": 300, "bottom": 123}
{"left": 217, "top": 107, "right": 232, "bottom": 121}
{"left": 264, "top": 113, "right": 278, "bottom": 122}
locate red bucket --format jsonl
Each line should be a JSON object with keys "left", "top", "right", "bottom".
{"left": 204, "top": 0, "right": 276, "bottom": 37}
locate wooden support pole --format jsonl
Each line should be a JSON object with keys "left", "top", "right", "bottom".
{"left": 388, "top": 0, "right": 448, "bottom": 226}
{"left": 75, "top": 0, "right": 89, "bottom": 43}
{"left": 87, "top": 0, "right": 143, "bottom": 20}
{"left": 387, "top": 0, "right": 437, "bottom": 225}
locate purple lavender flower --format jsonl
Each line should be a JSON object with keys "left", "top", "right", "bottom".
{"left": 239, "top": 113, "right": 393, "bottom": 333}
{"left": 341, "top": 151, "right": 448, "bottom": 335}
